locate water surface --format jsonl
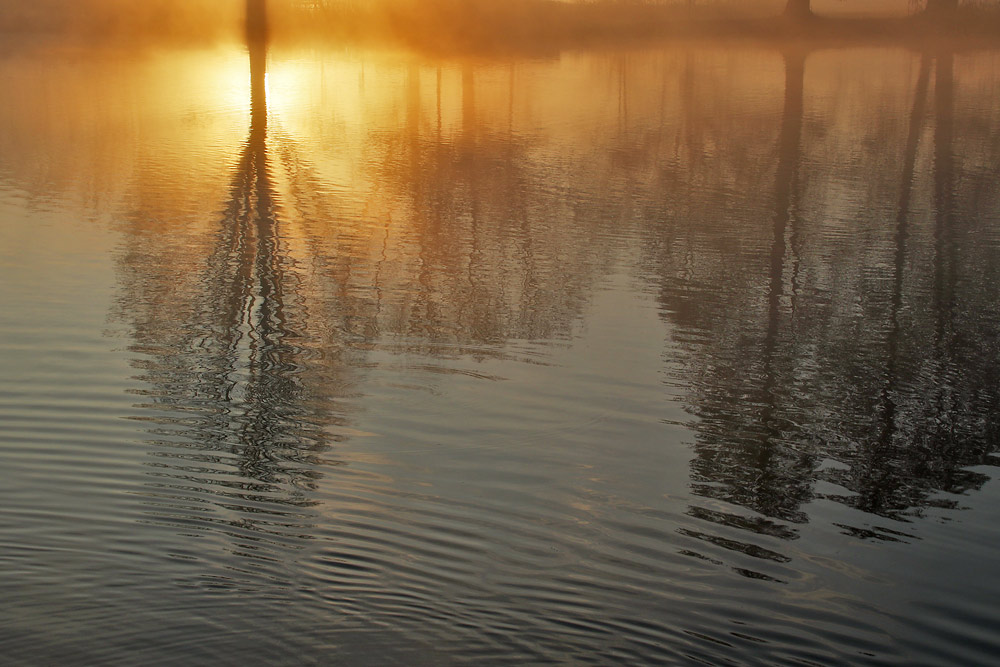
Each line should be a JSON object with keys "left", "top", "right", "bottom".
{"left": 2, "top": 40, "right": 1000, "bottom": 665}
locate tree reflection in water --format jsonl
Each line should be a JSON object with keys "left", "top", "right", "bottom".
{"left": 105, "top": 36, "right": 1000, "bottom": 581}
{"left": 115, "top": 5, "right": 361, "bottom": 569}
{"left": 113, "top": 16, "right": 613, "bottom": 569}
{"left": 646, "top": 46, "right": 1000, "bottom": 575}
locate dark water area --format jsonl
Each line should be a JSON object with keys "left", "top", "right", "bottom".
{"left": 2, "top": 36, "right": 1000, "bottom": 665}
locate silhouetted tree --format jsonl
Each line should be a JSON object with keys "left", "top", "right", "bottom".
{"left": 247, "top": 0, "right": 268, "bottom": 46}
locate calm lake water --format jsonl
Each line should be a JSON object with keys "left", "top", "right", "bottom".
{"left": 2, "top": 39, "right": 1000, "bottom": 665}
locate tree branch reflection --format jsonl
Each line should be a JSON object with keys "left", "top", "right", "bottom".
{"left": 115, "top": 8, "right": 360, "bottom": 565}
{"left": 96, "top": 41, "right": 1000, "bottom": 579}
{"left": 642, "top": 45, "right": 1000, "bottom": 576}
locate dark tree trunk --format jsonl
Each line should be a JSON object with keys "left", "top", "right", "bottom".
{"left": 933, "top": 52, "right": 956, "bottom": 348}
{"left": 876, "top": 56, "right": 931, "bottom": 463}
{"left": 246, "top": 0, "right": 268, "bottom": 135}
{"left": 246, "top": 0, "right": 268, "bottom": 47}
{"left": 762, "top": 48, "right": 805, "bottom": 414}
{"left": 784, "top": 0, "right": 811, "bottom": 19}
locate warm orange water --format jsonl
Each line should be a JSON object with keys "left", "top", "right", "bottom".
{"left": 2, "top": 41, "right": 1000, "bottom": 663}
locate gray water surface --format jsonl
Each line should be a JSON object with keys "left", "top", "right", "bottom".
{"left": 1, "top": 42, "right": 1000, "bottom": 665}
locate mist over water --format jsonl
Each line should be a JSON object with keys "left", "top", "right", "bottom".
{"left": 2, "top": 2, "right": 1000, "bottom": 664}
{"left": 3, "top": 1, "right": 999, "bottom": 49}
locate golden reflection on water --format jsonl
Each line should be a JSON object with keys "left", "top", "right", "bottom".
{"left": 6, "top": 42, "right": 986, "bottom": 236}
{"left": 3, "top": 42, "right": 998, "bottom": 360}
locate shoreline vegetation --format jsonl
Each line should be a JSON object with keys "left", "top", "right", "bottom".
{"left": 0, "top": 1, "right": 999, "bottom": 54}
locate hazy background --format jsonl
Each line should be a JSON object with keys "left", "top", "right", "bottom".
{"left": 2, "top": 0, "right": 995, "bottom": 48}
